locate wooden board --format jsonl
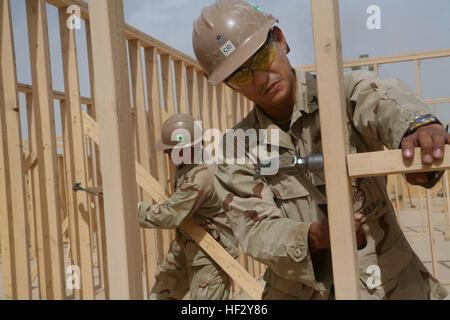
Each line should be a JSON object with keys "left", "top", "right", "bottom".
{"left": 81, "top": 111, "right": 264, "bottom": 300}
{"left": 348, "top": 146, "right": 450, "bottom": 178}
{"left": 161, "top": 55, "right": 175, "bottom": 115}
{"left": 143, "top": 47, "right": 171, "bottom": 265}
{"left": 197, "top": 72, "right": 212, "bottom": 130}
{"left": 26, "top": 0, "right": 65, "bottom": 299}
{"left": 209, "top": 84, "right": 221, "bottom": 131}
{"left": 25, "top": 92, "right": 49, "bottom": 299}
{"left": 85, "top": 18, "right": 109, "bottom": 297}
{"left": 298, "top": 48, "right": 450, "bottom": 72}
{"left": 159, "top": 54, "right": 176, "bottom": 195}
{"left": 310, "top": 0, "right": 360, "bottom": 299}
{"left": 0, "top": 0, "right": 32, "bottom": 299}
{"left": 186, "top": 66, "right": 199, "bottom": 120}
{"left": 88, "top": 0, "right": 143, "bottom": 300}
{"left": 129, "top": 39, "right": 158, "bottom": 295}
{"left": 58, "top": 6, "right": 94, "bottom": 299}
{"left": 174, "top": 60, "right": 188, "bottom": 114}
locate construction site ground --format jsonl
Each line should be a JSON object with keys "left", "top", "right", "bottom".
{"left": 1, "top": 196, "right": 449, "bottom": 300}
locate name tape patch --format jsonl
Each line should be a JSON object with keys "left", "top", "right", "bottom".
{"left": 220, "top": 40, "right": 236, "bottom": 57}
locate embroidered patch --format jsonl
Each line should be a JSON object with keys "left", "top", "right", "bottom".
{"left": 220, "top": 40, "right": 236, "bottom": 57}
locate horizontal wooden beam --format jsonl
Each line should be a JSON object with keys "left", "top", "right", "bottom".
{"left": 348, "top": 146, "right": 450, "bottom": 178}
{"left": 18, "top": 82, "right": 92, "bottom": 105}
{"left": 46, "top": 0, "right": 89, "bottom": 19}
{"left": 424, "top": 98, "right": 450, "bottom": 105}
{"left": 297, "top": 48, "right": 450, "bottom": 72}
{"left": 125, "top": 25, "right": 200, "bottom": 69}
{"left": 45, "top": 0, "right": 201, "bottom": 70}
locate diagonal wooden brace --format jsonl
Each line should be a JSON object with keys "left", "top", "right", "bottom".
{"left": 82, "top": 110, "right": 264, "bottom": 300}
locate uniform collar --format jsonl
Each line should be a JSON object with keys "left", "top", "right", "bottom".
{"left": 174, "top": 163, "right": 196, "bottom": 182}
{"left": 254, "top": 69, "right": 318, "bottom": 151}
{"left": 291, "top": 68, "right": 318, "bottom": 123}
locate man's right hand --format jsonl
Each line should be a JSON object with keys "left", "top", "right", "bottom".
{"left": 308, "top": 213, "right": 367, "bottom": 254}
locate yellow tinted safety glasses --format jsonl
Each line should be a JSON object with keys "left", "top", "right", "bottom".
{"left": 225, "top": 31, "right": 276, "bottom": 89}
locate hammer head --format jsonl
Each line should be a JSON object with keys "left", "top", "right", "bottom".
{"left": 73, "top": 183, "right": 82, "bottom": 192}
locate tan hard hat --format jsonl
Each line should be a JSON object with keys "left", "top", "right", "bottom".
{"left": 156, "top": 113, "right": 203, "bottom": 151}
{"left": 193, "top": 0, "right": 278, "bottom": 85}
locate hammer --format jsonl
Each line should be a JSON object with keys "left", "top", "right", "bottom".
{"left": 73, "top": 182, "right": 104, "bottom": 199}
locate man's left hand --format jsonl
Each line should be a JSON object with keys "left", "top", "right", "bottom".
{"left": 401, "top": 123, "right": 450, "bottom": 185}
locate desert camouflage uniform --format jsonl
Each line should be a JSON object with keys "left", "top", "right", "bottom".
{"left": 214, "top": 69, "right": 449, "bottom": 300}
{"left": 138, "top": 163, "right": 239, "bottom": 300}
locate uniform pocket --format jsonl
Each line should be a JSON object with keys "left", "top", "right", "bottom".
{"left": 267, "top": 174, "right": 310, "bottom": 200}
{"left": 266, "top": 174, "right": 323, "bottom": 222}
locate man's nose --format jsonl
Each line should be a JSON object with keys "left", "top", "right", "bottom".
{"left": 252, "top": 69, "right": 269, "bottom": 86}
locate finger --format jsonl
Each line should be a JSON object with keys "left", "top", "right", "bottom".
{"left": 431, "top": 133, "right": 445, "bottom": 160}
{"left": 354, "top": 212, "right": 364, "bottom": 221}
{"left": 354, "top": 219, "right": 362, "bottom": 232}
{"left": 356, "top": 227, "right": 367, "bottom": 249}
{"left": 357, "top": 234, "right": 368, "bottom": 250}
{"left": 401, "top": 135, "right": 416, "bottom": 160}
{"left": 446, "top": 132, "right": 450, "bottom": 144}
{"left": 417, "top": 131, "right": 434, "bottom": 164}
{"left": 357, "top": 229, "right": 366, "bottom": 242}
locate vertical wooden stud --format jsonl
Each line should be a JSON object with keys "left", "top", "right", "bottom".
{"left": 144, "top": 47, "right": 171, "bottom": 265}
{"left": 26, "top": 0, "right": 65, "bottom": 299}
{"left": 425, "top": 189, "right": 438, "bottom": 277}
{"left": 186, "top": 66, "right": 199, "bottom": 120}
{"left": 58, "top": 7, "right": 95, "bottom": 299}
{"left": 310, "top": 0, "right": 360, "bottom": 299}
{"left": 198, "top": 72, "right": 211, "bottom": 130}
{"left": 129, "top": 39, "right": 158, "bottom": 296}
{"left": 88, "top": 0, "right": 143, "bottom": 299}
{"left": 208, "top": 84, "right": 220, "bottom": 131}
{"left": 160, "top": 55, "right": 175, "bottom": 114}
{"left": 86, "top": 20, "right": 110, "bottom": 299}
{"left": 174, "top": 60, "right": 188, "bottom": 114}
{"left": 0, "top": 0, "right": 32, "bottom": 299}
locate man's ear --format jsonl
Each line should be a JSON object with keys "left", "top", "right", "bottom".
{"left": 272, "top": 26, "right": 289, "bottom": 55}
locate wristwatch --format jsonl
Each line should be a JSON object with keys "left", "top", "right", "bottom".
{"left": 407, "top": 114, "right": 442, "bottom": 136}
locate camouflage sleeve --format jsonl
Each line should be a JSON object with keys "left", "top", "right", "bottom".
{"left": 344, "top": 70, "right": 432, "bottom": 149}
{"left": 214, "top": 163, "right": 323, "bottom": 291}
{"left": 138, "top": 180, "right": 210, "bottom": 230}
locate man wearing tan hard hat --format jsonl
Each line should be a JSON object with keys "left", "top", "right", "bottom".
{"left": 193, "top": 0, "right": 449, "bottom": 300}
{"left": 137, "top": 113, "right": 239, "bottom": 300}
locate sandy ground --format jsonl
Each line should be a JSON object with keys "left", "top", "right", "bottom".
{"left": 1, "top": 197, "right": 449, "bottom": 300}
{"left": 232, "top": 197, "right": 450, "bottom": 300}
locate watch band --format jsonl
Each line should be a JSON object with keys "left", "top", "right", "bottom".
{"left": 407, "top": 114, "right": 442, "bottom": 135}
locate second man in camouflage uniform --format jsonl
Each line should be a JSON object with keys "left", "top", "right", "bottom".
{"left": 137, "top": 113, "right": 239, "bottom": 300}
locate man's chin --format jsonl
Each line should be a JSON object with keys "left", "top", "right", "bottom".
{"left": 263, "top": 86, "right": 288, "bottom": 106}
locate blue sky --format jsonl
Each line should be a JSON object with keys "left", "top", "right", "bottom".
{"left": 10, "top": 0, "right": 450, "bottom": 142}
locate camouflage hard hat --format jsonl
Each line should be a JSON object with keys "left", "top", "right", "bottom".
{"left": 193, "top": 0, "right": 278, "bottom": 85}
{"left": 156, "top": 113, "right": 203, "bottom": 151}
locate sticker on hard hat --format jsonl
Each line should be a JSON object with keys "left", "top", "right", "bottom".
{"left": 248, "top": 1, "right": 266, "bottom": 14}
{"left": 176, "top": 134, "right": 185, "bottom": 143}
{"left": 220, "top": 40, "right": 236, "bottom": 57}
{"left": 215, "top": 34, "right": 227, "bottom": 46}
